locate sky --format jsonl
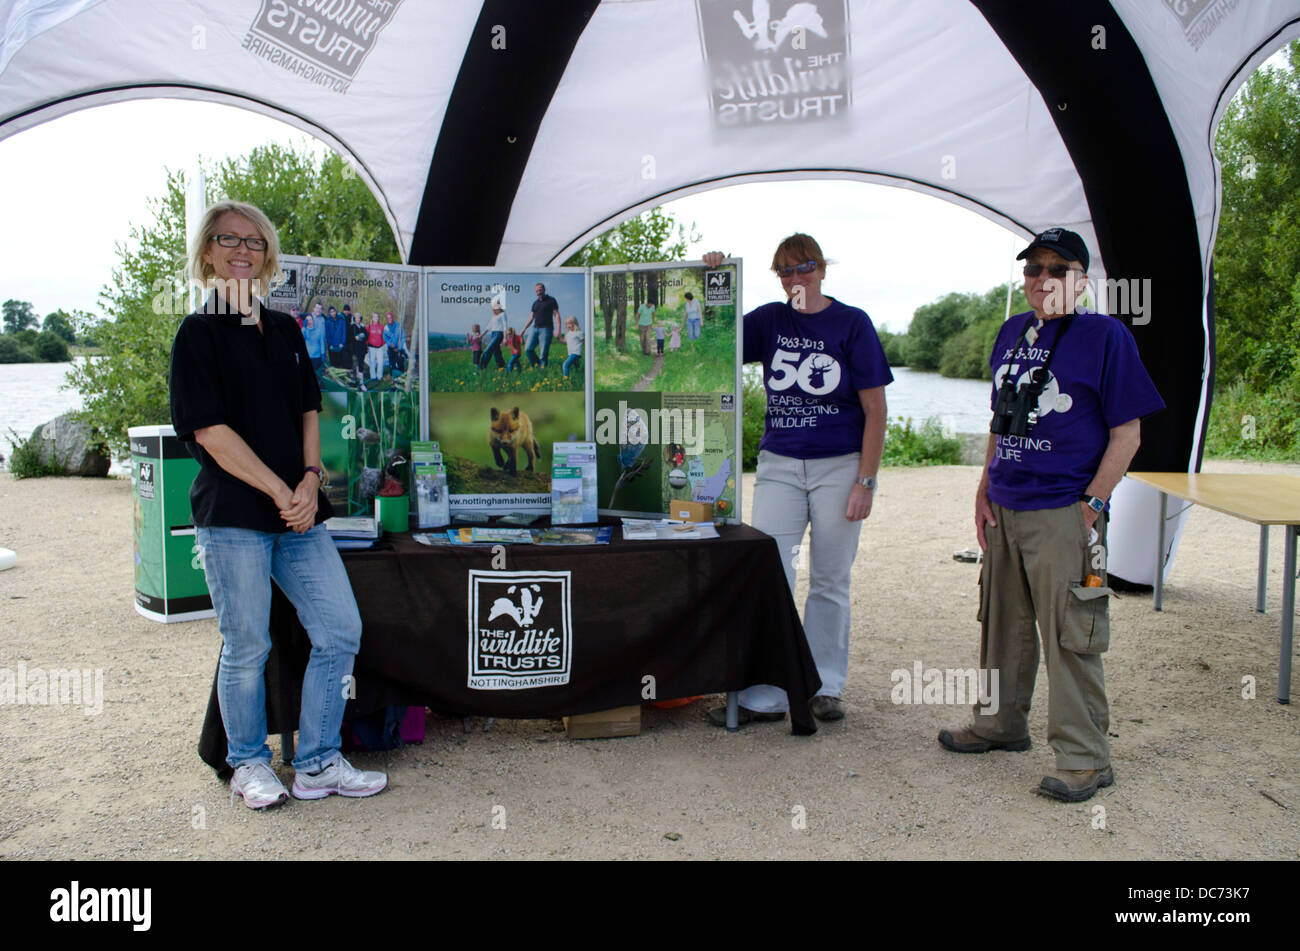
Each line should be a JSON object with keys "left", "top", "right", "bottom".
{"left": 0, "top": 98, "right": 1039, "bottom": 334}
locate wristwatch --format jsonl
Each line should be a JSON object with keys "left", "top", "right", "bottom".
{"left": 1081, "top": 494, "right": 1105, "bottom": 513}
{"left": 305, "top": 465, "right": 329, "bottom": 487}
{"left": 857, "top": 475, "right": 878, "bottom": 490}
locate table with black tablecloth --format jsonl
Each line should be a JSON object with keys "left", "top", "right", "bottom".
{"left": 198, "top": 523, "right": 820, "bottom": 773}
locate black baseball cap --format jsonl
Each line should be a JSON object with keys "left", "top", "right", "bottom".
{"left": 1016, "top": 228, "right": 1089, "bottom": 272}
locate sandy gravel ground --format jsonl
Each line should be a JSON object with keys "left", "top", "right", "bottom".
{"left": 1, "top": 460, "right": 1297, "bottom": 860}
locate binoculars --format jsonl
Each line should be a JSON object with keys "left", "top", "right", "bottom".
{"left": 990, "top": 367, "right": 1047, "bottom": 437}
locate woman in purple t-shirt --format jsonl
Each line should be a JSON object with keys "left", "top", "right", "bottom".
{"left": 704, "top": 235, "right": 891, "bottom": 726}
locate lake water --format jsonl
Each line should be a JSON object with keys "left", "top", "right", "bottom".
{"left": 0, "top": 360, "right": 992, "bottom": 464}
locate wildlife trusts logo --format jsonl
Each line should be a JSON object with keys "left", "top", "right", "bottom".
{"left": 696, "top": 0, "right": 852, "bottom": 128}
{"left": 242, "top": 0, "right": 406, "bottom": 94}
{"left": 704, "top": 268, "right": 734, "bottom": 304}
{"left": 468, "top": 570, "right": 572, "bottom": 690}
{"left": 136, "top": 462, "right": 155, "bottom": 502}
{"left": 1161, "top": 0, "right": 1240, "bottom": 51}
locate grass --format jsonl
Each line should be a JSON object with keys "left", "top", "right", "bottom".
{"left": 5, "top": 428, "right": 65, "bottom": 479}
{"left": 425, "top": 347, "right": 581, "bottom": 394}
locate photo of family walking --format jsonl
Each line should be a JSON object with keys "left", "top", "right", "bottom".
{"left": 424, "top": 270, "right": 587, "bottom": 394}
{"left": 591, "top": 263, "right": 738, "bottom": 393}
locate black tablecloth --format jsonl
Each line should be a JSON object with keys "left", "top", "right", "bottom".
{"left": 199, "top": 522, "right": 819, "bottom": 774}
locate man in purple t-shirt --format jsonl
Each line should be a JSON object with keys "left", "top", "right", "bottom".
{"left": 938, "top": 228, "right": 1164, "bottom": 803}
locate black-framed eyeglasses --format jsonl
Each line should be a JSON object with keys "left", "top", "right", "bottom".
{"left": 1022, "top": 263, "right": 1080, "bottom": 279}
{"left": 775, "top": 260, "right": 819, "bottom": 278}
{"left": 211, "top": 233, "right": 268, "bottom": 251}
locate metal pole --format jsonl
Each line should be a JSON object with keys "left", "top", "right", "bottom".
{"left": 1256, "top": 525, "right": 1269, "bottom": 613}
{"left": 1154, "top": 492, "right": 1167, "bottom": 611}
{"left": 1278, "top": 525, "right": 1296, "bottom": 704}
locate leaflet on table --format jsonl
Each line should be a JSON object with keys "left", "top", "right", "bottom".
{"left": 532, "top": 526, "right": 612, "bottom": 545}
{"left": 272, "top": 255, "right": 420, "bottom": 517}
{"left": 620, "top": 518, "right": 719, "bottom": 541}
{"left": 470, "top": 527, "right": 535, "bottom": 544}
{"left": 551, "top": 441, "right": 598, "bottom": 524}
{"left": 409, "top": 440, "right": 449, "bottom": 528}
{"left": 591, "top": 260, "right": 741, "bottom": 522}
{"left": 423, "top": 267, "right": 589, "bottom": 515}
{"left": 324, "top": 516, "right": 380, "bottom": 539}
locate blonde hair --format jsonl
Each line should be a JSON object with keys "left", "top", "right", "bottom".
{"left": 186, "top": 200, "right": 282, "bottom": 296}
{"left": 770, "top": 233, "right": 827, "bottom": 273}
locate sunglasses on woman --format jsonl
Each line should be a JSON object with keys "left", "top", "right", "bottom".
{"left": 775, "top": 260, "right": 819, "bottom": 277}
{"left": 211, "top": 233, "right": 269, "bottom": 251}
{"left": 1022, "top": 263, "right": 1080, "bottom": 279}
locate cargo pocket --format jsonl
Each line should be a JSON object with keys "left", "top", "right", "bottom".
{"left": 1061, "top": 583, "right": 1113, "bottom": 653}
{"left": 977, "top": 574, "right": 989, "bottom": 623}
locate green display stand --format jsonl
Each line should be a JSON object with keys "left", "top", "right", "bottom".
{"left": 129, "top": 425, "right": 215, "bottom": 623}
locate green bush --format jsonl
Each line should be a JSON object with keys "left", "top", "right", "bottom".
{"left": 741, "top": 374, "right": 765, "bottom": 470}
{"left": 1205, "top": 377, "right": 1300, "bottom": 460}
{"left": 12, "top": 328, "right": 39, "bottom": 350}
{"left": 882, "top": 416, "right": 963, "bottom": 467}
{"left": 0, "top": 337, "right": 34, "bottom": 363}
{"left": 33, "top": 331, "right": 70, "bottom": 362}
{"left": 877, "top": 328, "right": 908, "bottom": 366}
{"left": 5, "top": 428, "right": 64, "bottom": 479}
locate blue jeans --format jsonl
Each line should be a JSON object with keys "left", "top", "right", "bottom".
{"left": 196, "top": 524, "right": 362, "bottom": 772}
{"left": 479, "top": 331, "right": 504, "bottom": 369}
{"left": 525, "top": 326, "right": 553, "bottom": 367}
{"left": 563, "top": 353, "right": 581, "bottom": 377}
{"left": 507, "top": 354, "right": 521, "bottom": 373}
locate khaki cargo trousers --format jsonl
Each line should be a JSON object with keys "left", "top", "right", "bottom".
{"left": 971, "top": 501, "right": 1114, "bottom": 770}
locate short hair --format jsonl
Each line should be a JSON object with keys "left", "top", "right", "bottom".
{"left": 536, "top": 282, "right": 546, "bottom": 292}
{"left": 684, "top": 292, "right": 693, "bottom": 300}
{"left": 770, "top": 233, "right": 826, "bottom": 273}
{"left": 186, "top": 200, "right": 282, "bottom": 296}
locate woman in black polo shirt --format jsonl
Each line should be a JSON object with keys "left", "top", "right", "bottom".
{"left": 169, "top": 200, "right": 386, "bottom": 809}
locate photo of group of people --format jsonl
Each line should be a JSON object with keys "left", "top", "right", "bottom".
{"left": 269, "top": 258, "right": 421, "bottom": 516}
{"left": 290, "top": 302, "right": 410, "bottom": 393}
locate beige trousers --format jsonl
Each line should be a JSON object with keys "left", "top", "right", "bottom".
{"left": 972, "top": 502, "right": 1114, "bottom": 770}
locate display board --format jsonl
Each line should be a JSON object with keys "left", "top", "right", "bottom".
{"left": 591, "top": 260, "right": 742, "bottom": 521}
{"left": 422, "top": 268, "right": 589, "bottom": 514}
{"left": 270, "top": 256, "right": 421, "bottom": 517}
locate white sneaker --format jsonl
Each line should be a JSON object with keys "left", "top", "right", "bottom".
{"left": 292, "top": 755, "right": 388, "bottom": 800}
{"left": 230, "top": 762, "right": 290, "bottom": 810}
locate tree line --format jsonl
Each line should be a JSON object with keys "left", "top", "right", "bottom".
{"left": 877, "top": 282, "right": 1028, "bottom": 380}
{"left": 0, "top": 299, "right": 96, "bottom": 363}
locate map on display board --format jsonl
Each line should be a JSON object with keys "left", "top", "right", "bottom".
{"left": 422, "top": 269, "right": 589, "bottom": 513}
{"left": 590, "top": 260, "right": 741, "bottom": 521}
{"left": 270, "top": 256, "right": 420, "bottom": 516}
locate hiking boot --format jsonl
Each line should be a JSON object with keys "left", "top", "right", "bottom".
{"left": 810, "top": 695, "right": 845, "bottom": 721}
{"left": 937, "top": 726, "right": 1031, "bottom": 753}
{"left": 230, "top": 762, "right": 290, "bottom": 810}
{"left": 292, "top": 755, "right": 388, "bottom": 800}
{"left": 1036, "top": 766, "right": 1115, "bottom": 802}
{"left": 706, "top": 705, "right": 786, "bottom": 728}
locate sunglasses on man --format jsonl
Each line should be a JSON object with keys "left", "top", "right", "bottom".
{"left": 211, "top": 233, "right": 269, "bottom": 251}
{"left": 1022, "top": 263, "right": 1082, "bottom": 279}
{"left": 775, "top": 260, "right": 819, "bottom": 277}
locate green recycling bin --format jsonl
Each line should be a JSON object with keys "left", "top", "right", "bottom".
{"left": 129, "top": 425, "right": 215, "bottom": 622}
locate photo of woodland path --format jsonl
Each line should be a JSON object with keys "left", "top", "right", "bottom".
{"left": 592, "top": 267, "right": 737, "bottom": 394}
